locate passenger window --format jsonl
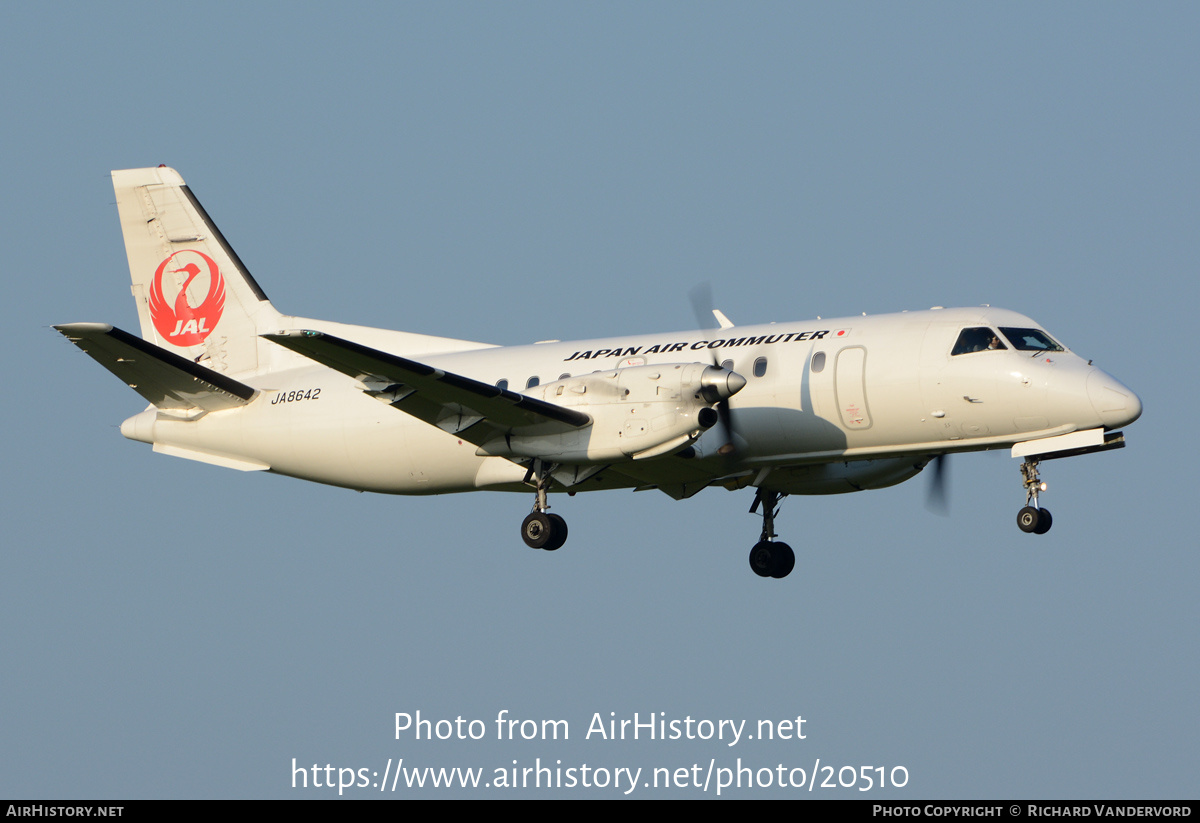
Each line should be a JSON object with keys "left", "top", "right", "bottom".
{"left": 720, "top": 359, "right": 734, "bottom": 372}
{"left": 496, "top": 379, "right": 508, "bottom": 391}
{"left": 753, "top": 357, "right": 768, "bottom": 378}
{"left": 526, "top": 376, "right": 540, "bottom": 389}
{"left": 951, "top": 327, "right": 1006, "bottom": 355}
{"left": 811, "top": 351, "right": 826, "bottom": 373}
{"left": 559, "top": 373, "right": 571, "bottom": 380}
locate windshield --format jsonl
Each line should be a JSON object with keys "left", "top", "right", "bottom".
{"left": 951, "top": 327, "right": 1007, "bottom": 355}
{"left": 999, "top": 327, "right": 1065, "bottom": 353}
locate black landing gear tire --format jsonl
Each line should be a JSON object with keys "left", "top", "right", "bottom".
{"left": 522, "top": 512, "right": 568, "bottom": 550}
{"left": 544, "top": 514, "right": 568, "bottom": 551}
{"left": 1033, "top": 508, "right": 1052, "bottom": 535}
{"left": 748, "top": 541, "right": 795, "bottom": 579}
{"left": 1017, "top": 506, "right": 1053, "bottom": 535}
{"left": 770, "top": 542, "right": 795, "bottom": 579}
{"left": 749, "top": 541, "right": 774, "bottom": 577}
{"left": 522, "top": 512, "right": 553, "bottom": 549}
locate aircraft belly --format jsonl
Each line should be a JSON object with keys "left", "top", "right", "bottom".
{"left": 763, "top": 457, "right": 925, "bottom": 495}
{"left": 151, "top": 407, "right": 271, "bottom": 471}
{"left": 148, "top": 385, "right": 486, "bottom": 494}
{"left": 338, "top": 404, "right": 485, "bottom": 494}
{"left": 170, "top": 388, "right": 359, "bottom": 487}
{"left": 473, "top": 457, "right": 529, "bottom": 490}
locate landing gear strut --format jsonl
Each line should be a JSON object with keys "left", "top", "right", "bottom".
{"left": 520, "top": 459, "right": 568, "bottom": 550}
{"left": 1016, "top": 457, "right": 1053, "bottom": 535}
{"left": 748, "top": 489, "right": 795, "bottom": 578}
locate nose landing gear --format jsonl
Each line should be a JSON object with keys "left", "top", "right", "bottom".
{"left": 748, "top": 489, "right": 795, "bottom": 578}
{"left": 1016, "top": 458, "right": 1053, "bottom": 535}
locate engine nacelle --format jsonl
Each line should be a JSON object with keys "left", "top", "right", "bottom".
{"left": 477, "top": 362, "right": 745, "bottom": 463}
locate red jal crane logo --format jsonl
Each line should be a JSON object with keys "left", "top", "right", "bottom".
{"left": 148, "top": 250, "right": 225, "bottom": 346}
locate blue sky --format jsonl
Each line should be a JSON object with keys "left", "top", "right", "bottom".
{"left": 2, "top": 2, "right": 1197, "bottom": 798}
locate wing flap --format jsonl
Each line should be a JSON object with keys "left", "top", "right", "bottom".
{"left": 55, "top": 323, "right": 256, "bottom": 412}
{"left": 262, "top": 330, "right": 591, "bottom": 440}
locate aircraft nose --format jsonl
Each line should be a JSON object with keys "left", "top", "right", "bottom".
{"left": 1087, "top": 369, "right": 1142, "bottom": 429}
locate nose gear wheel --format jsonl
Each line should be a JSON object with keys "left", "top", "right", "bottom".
{"left": 1016, "top": 458, "right": 1053, "bottom": 535}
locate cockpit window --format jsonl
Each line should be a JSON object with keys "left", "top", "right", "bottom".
{"left": 999, "top": 327, "right": 1065, "bottom": 353}
{"left": 951, "top": 327, "right": 1007, "bottom": 355}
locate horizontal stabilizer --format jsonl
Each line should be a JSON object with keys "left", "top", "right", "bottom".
{"left": 54, "top": 323, "right": 256, "bottom": 412}
{"left": 262, "top": 330, "right": 590, "bottom": 441}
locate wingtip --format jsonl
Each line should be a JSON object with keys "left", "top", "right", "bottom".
{"left": 54, "top": 322, "right": 115, "bottom": 335}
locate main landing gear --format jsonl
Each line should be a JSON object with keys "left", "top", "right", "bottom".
{"left": 748, "top": 489, "right": 795, "bottom": 579}
{"left": 520, "top": 459, "right": 568, "bottom": 551}
{"left": 1016, "top": 457, "right": 1053, "bottom": 535}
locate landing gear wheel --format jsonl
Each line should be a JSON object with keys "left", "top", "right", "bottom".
{"left": 521, "top": 512, "right": 553, "bottom": 549}
{"left": 749, "top": 541, "right": 775, "bottom": 577}
{"left": 521, "top": 459, "right": 568, "bottom": 551}
{"left": 1017, "top": 459, "right": 1054, "bottom": 535}
{"left": 747, "top": 490, "right": 793, "bottom": 579}
{"left": 544, "top": 513, "right": 568, "bottom": 551}
{"left": 748, "top": 541, "right": 795, "bottom": 578}
{"left": 770, "top": 542, "right": 795, "bottom": 579}
{"left": 1032, "top": 508, "right": 1052, "bottom": 535}
{"left": 1017, "top": 506, "right": 1042, "bottom": 534}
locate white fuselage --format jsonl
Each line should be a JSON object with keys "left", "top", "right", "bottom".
{"left": 123, "top": 305, "right": 1140, "bottom": 499}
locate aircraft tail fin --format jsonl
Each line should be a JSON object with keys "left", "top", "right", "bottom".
{"left": 113, "top": 166, "right": 282, "bottom": 376}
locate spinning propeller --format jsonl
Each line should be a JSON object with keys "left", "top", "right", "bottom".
{"left": 688, "top": 282, "right": 740, "bottom": 457}
{"left": 925, "top": 454, "right": 950, "bottom": 515}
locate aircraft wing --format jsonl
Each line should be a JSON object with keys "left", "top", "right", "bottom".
{"left": 262, "top": 330, "right": 591, "bottom": 440}
{"left": 55, "top": 323, "right": 256, "bottom": 412}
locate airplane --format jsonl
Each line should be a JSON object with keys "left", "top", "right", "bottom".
{"left": 55, "top": 166, "right": 1142, "bottom": 579}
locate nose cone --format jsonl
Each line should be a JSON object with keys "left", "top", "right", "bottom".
{"left": 1087, "top": 369, "right": 1142, "bottom": 429}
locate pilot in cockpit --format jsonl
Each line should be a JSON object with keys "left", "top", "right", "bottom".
{"left": 951, "top": 327, "right": 1008, "bottom": 355}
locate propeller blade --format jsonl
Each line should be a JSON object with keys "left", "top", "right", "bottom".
{"left": 688, "top": 282, "right": 740, "bottom": 456}
{"left": 925, "top": 454, "right": 950, "bottom": 515}
{"left": 714, "top": 401, "right": 737, "bottom": 456}
{"left": 689, "top": 282, "right": 719, "bottom": 330}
